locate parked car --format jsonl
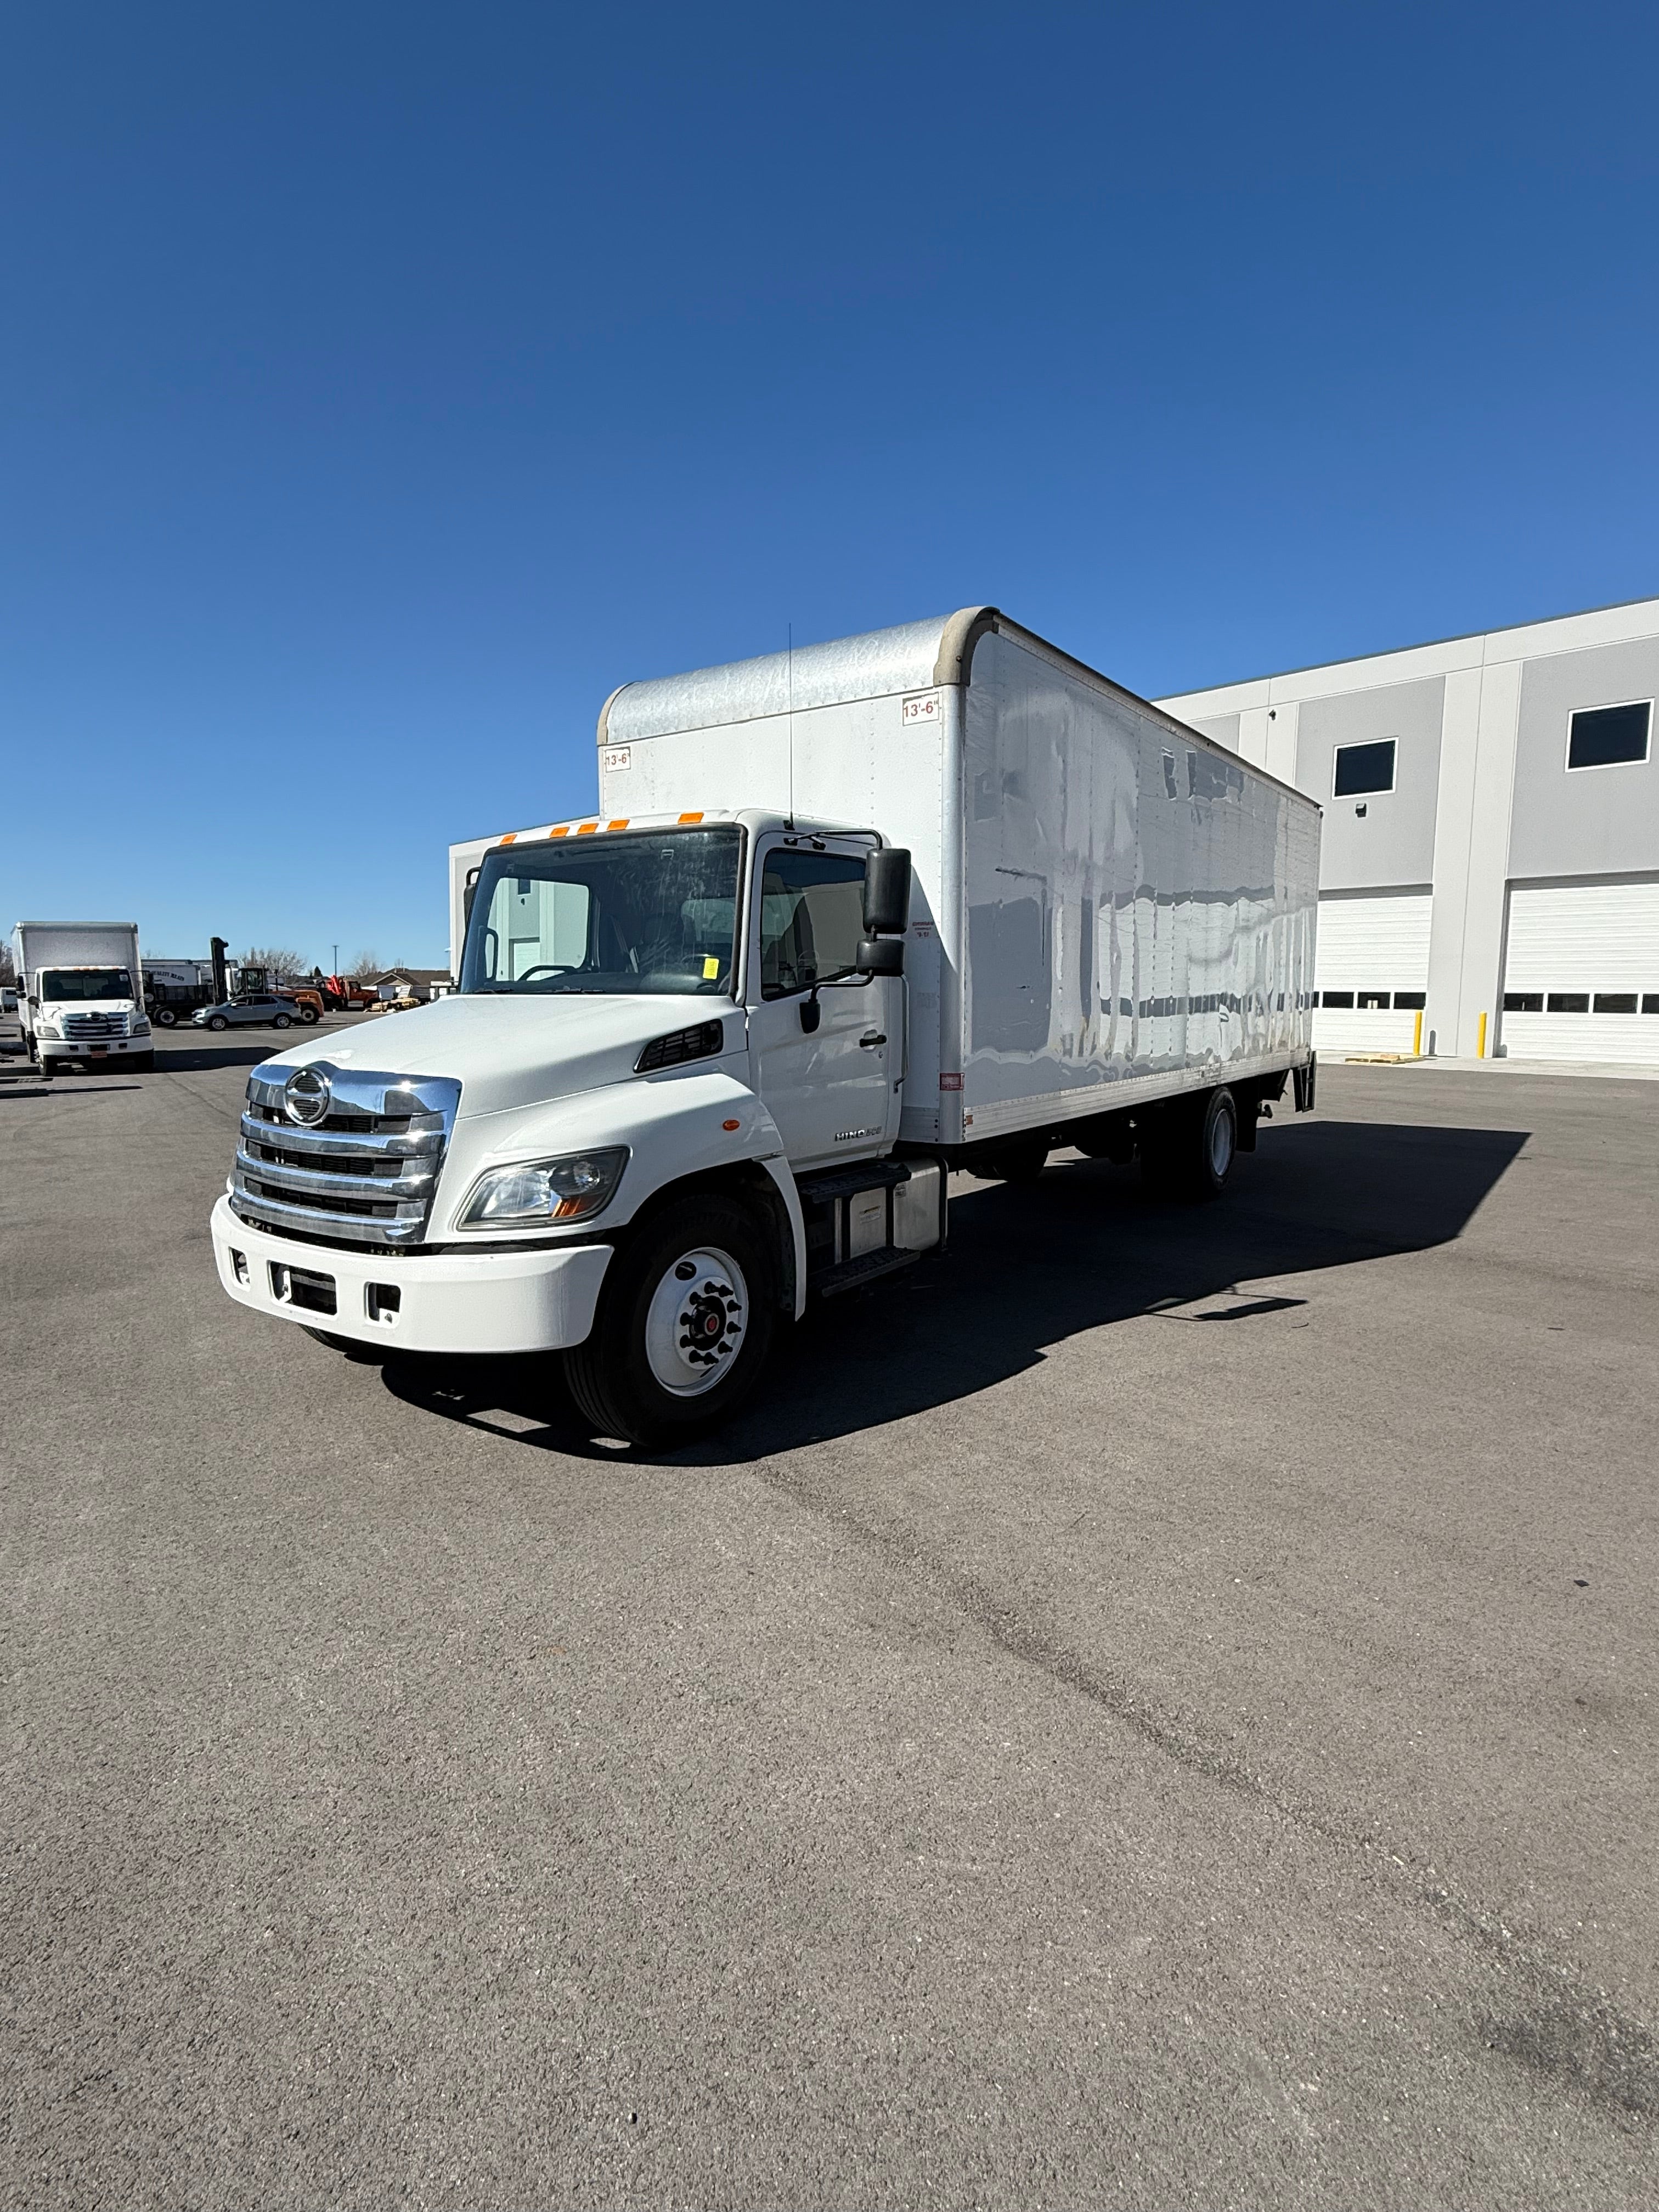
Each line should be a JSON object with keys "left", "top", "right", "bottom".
{"left": 192, "top": 993, "right": 317, "bottom": 1032}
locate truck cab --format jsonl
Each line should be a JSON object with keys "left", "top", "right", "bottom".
{"left": 211, "top": 811, "right": 933, "bottom": 1443}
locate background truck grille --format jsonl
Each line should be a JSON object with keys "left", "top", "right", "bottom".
{"left": 63, "top": 1011, "right": 131, "bottom": 1039}
{"left": 231, "top": 1063, "right": 461, "bottom": 1249}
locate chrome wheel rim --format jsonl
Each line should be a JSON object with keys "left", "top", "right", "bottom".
{"left": 644, "top": 1245, "right": 748, "bottom": 1397}
{"left": 1210, "top": 1105, "right": 1234, "bottom": 1176}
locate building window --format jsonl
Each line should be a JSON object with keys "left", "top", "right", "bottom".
{"left": 1503, "top": 992, "right": 1543, "bottom": 1013}
{"left": 1566, "top": 700, "right": 1651, "bottom": 770}
{"left": 1395, "top": 991, "right": 1426, "bottom": 1010}
{"left": 1547, "top": 992, "right": 1590, "bottom": 1013}
{"left": 1356, "top": 990, "right": 1390, "bottom": 1009}
{"left": 1644, "top": 996, "right": 1659, "bottom": 1014}
{"left": 1593, "top": 993, "right": 1638, "bottom": 1013}
{"left": 1320, "top": 990, "right": 1355, "bottom": 1008}
{"left": 1333, "top": 738, "right": 1396, "bottom": 797}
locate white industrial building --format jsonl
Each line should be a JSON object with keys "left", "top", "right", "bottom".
{"left": 1158, "top": 594, "right": 1659, "bottom": 1066}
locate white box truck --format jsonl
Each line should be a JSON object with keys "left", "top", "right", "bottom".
{"left": 211, "top": 609, "right": 1320, "bottom": 1443}
{"left": 13, "top": 921, "right": 153, "bottom": 1077}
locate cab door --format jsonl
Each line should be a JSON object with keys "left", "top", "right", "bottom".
{"left": 746, "top": 836, "right": 902, "bottom": 1170}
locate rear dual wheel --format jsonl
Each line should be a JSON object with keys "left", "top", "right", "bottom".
{"left": 1140, "top": 1086, "right": 1237, "bottom": 1200}
{"left": 564, "top": 1193, "right": 777, "bottom": 1448}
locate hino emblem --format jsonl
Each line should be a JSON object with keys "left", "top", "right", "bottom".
{"left": 284, "top": 1066, "right": 331, "bottom": 1126}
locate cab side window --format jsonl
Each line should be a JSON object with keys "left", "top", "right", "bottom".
{"left": 759, "top": 849, "right": 866, "bottom": 998}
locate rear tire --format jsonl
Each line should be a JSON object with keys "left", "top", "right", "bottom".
{"left": 301, "top": 1007, "right": 319, "bottom": 1024}
{"left": 155, "top": 1007, "right": 178, "bottom": 1028}
{"left": 987, "top": 1139, "right": 1049, "bottom": 1184}
{"left": 564, "top": 1193, "right": 778, "bottom": 1448}
{"left": 1141, "top": 1087, "right": 1237, "bottom": 1199}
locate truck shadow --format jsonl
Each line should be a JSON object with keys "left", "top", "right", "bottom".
{"left": 378, "top": 1115, "right": 1530, "bottom": 1463}
{"left": 155, "top": 1041, "right": 299, "bottom": 1073}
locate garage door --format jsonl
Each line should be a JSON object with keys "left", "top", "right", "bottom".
{"left": 1312, "top": 891, "right": 1432, "bottom": 1057}
{"left": 1499, "top": 878, "right": 1659, "bottom": 1065}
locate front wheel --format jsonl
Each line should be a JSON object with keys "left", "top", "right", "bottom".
{"left": 564, "top": 1193, "right": 778, "bottom": 1448}
{"left": 272, "top": 1014, "right": 292, "bottom": 1030}
{"left": 208, "top": 1014, "right": 229, "bottom": 1032}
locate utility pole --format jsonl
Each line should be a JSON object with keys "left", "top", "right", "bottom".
{"left": 332, "top": 943, "right": 338, "bottom": 973}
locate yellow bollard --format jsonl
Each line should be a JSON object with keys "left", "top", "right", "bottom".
{"left": 1413, "top": 1009, "right": 1423, "bottom": 1057}
{"left": 1477, "top": 1011, "right": 1488, "bottom": 1059}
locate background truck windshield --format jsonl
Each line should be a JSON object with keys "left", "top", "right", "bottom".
{"left": 461, "top": 827, "right": 741, "bottom": 997}
{"left": 41, "top": 969, "right": 133, "bottom": 1000}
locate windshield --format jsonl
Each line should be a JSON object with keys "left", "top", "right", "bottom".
{"left": 460, "top": 827, "right": 742, "bottom": 997}
{"left": 41, "top": 968, "right": 133, "bottom": 1001}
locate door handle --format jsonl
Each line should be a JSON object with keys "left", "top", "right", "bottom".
{"left": 859, "top": 1030, "right": 887, "bottom": 1048}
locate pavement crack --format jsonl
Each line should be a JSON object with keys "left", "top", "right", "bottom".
{"left": 753, "top": 1451, "right": 1659, "bottom": 2129}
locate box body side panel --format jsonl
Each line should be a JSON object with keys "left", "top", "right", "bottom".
{"left": 961, "top": 633, "right": 1318, "bottom": 1135}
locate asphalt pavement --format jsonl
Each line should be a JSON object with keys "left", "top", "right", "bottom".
{"left": 4, "top": 1039, "right": 1657, "bottom": 2209}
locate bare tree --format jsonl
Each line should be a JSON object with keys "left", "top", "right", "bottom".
{"left": 240, "top": 945, "right": 307, "bottom": 984}
{"left": 346, "top": 948, "right": 382, "bottom": 979}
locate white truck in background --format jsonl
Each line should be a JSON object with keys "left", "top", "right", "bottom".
{"left": 211, "top": 608, "right": 1321, "bottom": 1445}
{"left": 13, "top": 921, "right": 153, "bottom": 1078}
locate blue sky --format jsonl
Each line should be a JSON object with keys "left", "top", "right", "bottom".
{"left": 4, "top": 1, "right": 1656, "bottom": 968}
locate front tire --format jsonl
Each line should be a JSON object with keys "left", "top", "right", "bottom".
{"left": 302, "top": 1327, "right": 386, "bottom": 1364}
{"left": 564, "top": 1193, "right": 778, "bottom": 1447}
{"left": 208, "top": 1014, "right": 229, "bottom": 1032}
{"left": 272, "top": 1014, "right": 292, "bottom": 1030}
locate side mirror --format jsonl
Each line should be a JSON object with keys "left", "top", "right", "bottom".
{"left": 855, "top": 935, "right": 904, "bottom": 977}
{"left": 863, "top": 848, "right": 912, "bottom": 936}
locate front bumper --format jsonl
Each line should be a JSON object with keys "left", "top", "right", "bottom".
{"left": 41, "top": 1037, "right": 150, "bottom": 1058}
{"left": 210, "top": 1195, "right": 612, "bottom": 1354}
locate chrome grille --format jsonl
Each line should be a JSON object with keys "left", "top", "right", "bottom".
{"left": 230, "top": 1062, "right": 461, "bottom": 1248}
{"left": 63, "top": 1010, "right": 131, "bottom": 1039}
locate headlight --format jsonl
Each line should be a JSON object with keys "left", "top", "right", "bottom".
{"left": 456, "top": 1147, "right": 628, "bottom": 1229}
{"left": 131, "top": 1017, "right": 151, "bottom": 1035}
{"left": 37, "top": 1021, "right": 60, "bottom": 1039}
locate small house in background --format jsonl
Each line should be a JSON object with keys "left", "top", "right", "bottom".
{"left": 374, "top": 967, "right": 453, "bottom": 1004}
